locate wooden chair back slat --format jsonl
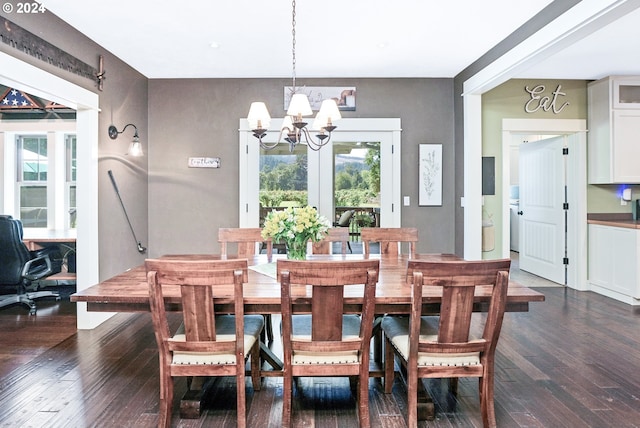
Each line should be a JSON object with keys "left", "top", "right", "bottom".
{"left": 311, "top": 227, "right": 349, "bottom": 255}
{"left": 180, "top": 284, "right": 216, "bottom": 342}
{"left": 408, "top": 259, "right": 511, "bottom": 348}
{"left": 146, "top": 258, "right": 249, "bottom": 347}
{"left": 146, "top": 258, "right": 248, "bottom": 285}
{"left": 361, "top": 227, "right": 418, "bottom": 257}
{"left": 279, "top": 259, "right": 379, "bottom": 350}
{"left": 218, "top": 227, "right": 273, "bottom": 261}
{"left": 311, "top": 285, "right": 345, "bottom": 341}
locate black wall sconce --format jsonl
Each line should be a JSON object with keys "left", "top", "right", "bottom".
{"left": 108, "top": 123, "right": 143, "bottom": 156}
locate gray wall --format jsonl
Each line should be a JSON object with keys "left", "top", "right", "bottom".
{"left": 148, "top": 78, "right": 456, "bottom": 256}
{"left": 452, "top": 0, "right": 581, "bottom": 255}
{"left": 1, "top": 12, "right": 458, "bottom": 264}
{"left": 0, "top": 11, "right": 149, "bottom": 280}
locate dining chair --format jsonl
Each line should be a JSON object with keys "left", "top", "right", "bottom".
{"left": 218, "top": 227, "right": 274, "bottom": 342}
{"left": 218, "top": 227, "right": 273, "bottom": 262}
{"left": 332, "top": 209, "right": 354, "bottom": 252}
{"left": 278, "top": 259, "right": 380, "bottom": 428}
{"left": 311, "top": 227, "right": 350, "bottom": 255}
{"left": 360, "top": 227, "right": 418, "bottom": 257}
{"left": 146, "top": 258, "right": 264, "bottom": 428}
{"left": 361, "top": 227, "right": 418, "bottom": 361}
{"left": 382, "top": 259, "right": 511, "bottom": 427}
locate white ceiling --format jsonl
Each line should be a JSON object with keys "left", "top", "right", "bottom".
{"left": 38, "top": 0, "right": 640, "bottom": 82}
{"left": 518, "top": 4, "right": 640, "bottom": 80}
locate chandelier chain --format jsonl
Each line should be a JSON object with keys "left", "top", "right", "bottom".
{"left": 291, "top": 0, "right": 297, "bottom": 92}
{"left": 248, "top": 0, "right": 338, "bottom": 152}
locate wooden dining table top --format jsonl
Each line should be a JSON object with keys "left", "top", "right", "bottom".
{"left": 71, "top": 253, "right": 545, "bottom": 314}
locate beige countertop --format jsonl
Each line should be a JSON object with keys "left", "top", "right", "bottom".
{"left": 587, "top": 213, "right": 640, "bottom": 229}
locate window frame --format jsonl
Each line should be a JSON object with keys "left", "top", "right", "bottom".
{"left": 1, "top": 120, "right": 76, "bottom": 230}
{"left": 66, "top": 133, "right": 77, "bottom": 229}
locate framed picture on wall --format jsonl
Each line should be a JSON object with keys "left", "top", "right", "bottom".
{"left": 419, "top": 144, "right": 442, "bottom": 206}
{"left": 284, "top": 86, "right": 356, "bottom": 111}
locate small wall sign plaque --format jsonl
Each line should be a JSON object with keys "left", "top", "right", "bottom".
{"left": 188, "top": 157, "right": 220, "bottom": 168}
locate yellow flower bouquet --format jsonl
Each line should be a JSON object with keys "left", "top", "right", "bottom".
{"left": 261, "top": 206, "right": 330, "bottom": 259}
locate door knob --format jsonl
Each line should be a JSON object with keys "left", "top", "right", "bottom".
{"left": 517, "top": 211, "right": 523, "bottom": 215}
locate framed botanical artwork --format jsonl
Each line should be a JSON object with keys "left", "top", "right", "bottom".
{"left": 419, "top": 144, "right": 442, "bottom": 206}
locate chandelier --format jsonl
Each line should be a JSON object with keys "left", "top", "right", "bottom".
{"left": 247, "top": 0, "right": 341, "bottom": 152}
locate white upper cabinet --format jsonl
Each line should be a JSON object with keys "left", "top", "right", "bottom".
{"left": 588, "top": 76, "right": 640, "bottom": 184}
{"left": 613, "top": 79, "right": 640, "bottom": 108}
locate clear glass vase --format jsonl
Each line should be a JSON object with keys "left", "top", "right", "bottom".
{"left": 286, "top": 240, "right": 308, "bottom": 260}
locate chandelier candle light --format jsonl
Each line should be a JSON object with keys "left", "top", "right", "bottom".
{"left": 247, "top": 0, "right": 341, "bottom": 152}
{"left": 261, "top": 206, "right": 330, "bottom": 260}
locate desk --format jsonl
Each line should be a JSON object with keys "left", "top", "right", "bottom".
{"left": 22, "top": 228, "right": 77, "bottom": 250}
{"left": 23, "top": 229, "right": 77, "bottom": 280}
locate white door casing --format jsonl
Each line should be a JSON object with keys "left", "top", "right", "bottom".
{"left": 0, "top": 51, "right": 106, "bottom": 328}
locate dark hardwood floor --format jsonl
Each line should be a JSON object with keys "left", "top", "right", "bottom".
{"left": 1, "top": 285, "right": 640, "bottom": 427}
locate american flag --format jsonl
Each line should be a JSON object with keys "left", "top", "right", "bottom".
{"left": 0, "top": 88, "right": 39, "bottom": 109}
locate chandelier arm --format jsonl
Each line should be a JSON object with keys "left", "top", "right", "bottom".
{"left": 259, "top": 140, "right": 282, "bottom": 151}
{"left": 257, "top": 125, "right": 296, "bottom": 151}
{"left": 256, "top": 133, "right": 282, "bottom": 151}
{"left": 300, "top": 127, "right": 331, "bottom": 151}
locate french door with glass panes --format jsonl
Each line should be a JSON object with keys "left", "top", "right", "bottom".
{"left": 239, "top": 118, "right": 402, "bottom": 230}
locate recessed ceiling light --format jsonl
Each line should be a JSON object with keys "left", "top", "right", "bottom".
{"left": 210, "top": 42, "right": 220, "bottom": 49}
{"left": 378, "top": 42, "right": 388, "bottom": 49}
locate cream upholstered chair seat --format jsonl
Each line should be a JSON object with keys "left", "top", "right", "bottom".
{"left": 290, "top": 314, "right": 361, "bottom": 364}
{"left": 171, "top": 315, "right": 264, "bottom": 365}
{"left": 381, "top": 316, "right": 480, "bottom": 367}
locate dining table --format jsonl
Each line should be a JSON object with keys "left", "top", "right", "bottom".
{"left": 71, "top": 253, "right": 545, "bottom": 419}
{"left": 71, "top": 253, "right": 544, "bottom": 313}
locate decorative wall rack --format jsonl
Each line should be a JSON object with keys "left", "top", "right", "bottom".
{"left": 0, "top": 16, "right": 104, "bottom": 90}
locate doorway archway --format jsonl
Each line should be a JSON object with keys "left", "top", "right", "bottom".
{"left": 0, "top": 51, "right": 104, "bottom": 328}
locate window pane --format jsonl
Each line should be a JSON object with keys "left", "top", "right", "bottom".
{"left": 66, "top": 135, "right": 77, "bottom": 228}
{"left": 333, "top": 141, "right": 380, "bottom": 234}
{"left": 69, "top": 185, "right": 77, "bottom": 228}
{"left": 19, "top": 136, "right": 47, "bottom": 182}
{"left": 259, "top": 143, "right": 308, "bottom": 225}
{"left": 67, "top": 134, "right": 77, "bottom": 182}
{"left": 20, "top": 185, "right": 47, "bottom": 228}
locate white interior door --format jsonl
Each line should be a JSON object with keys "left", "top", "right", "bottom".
{"left": 518, "top": 135, "right": 566, "bottom": 284}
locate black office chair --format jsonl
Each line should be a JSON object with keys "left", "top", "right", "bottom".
{"left": 0, "top": 215, "right": 60, "bottom": 314}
